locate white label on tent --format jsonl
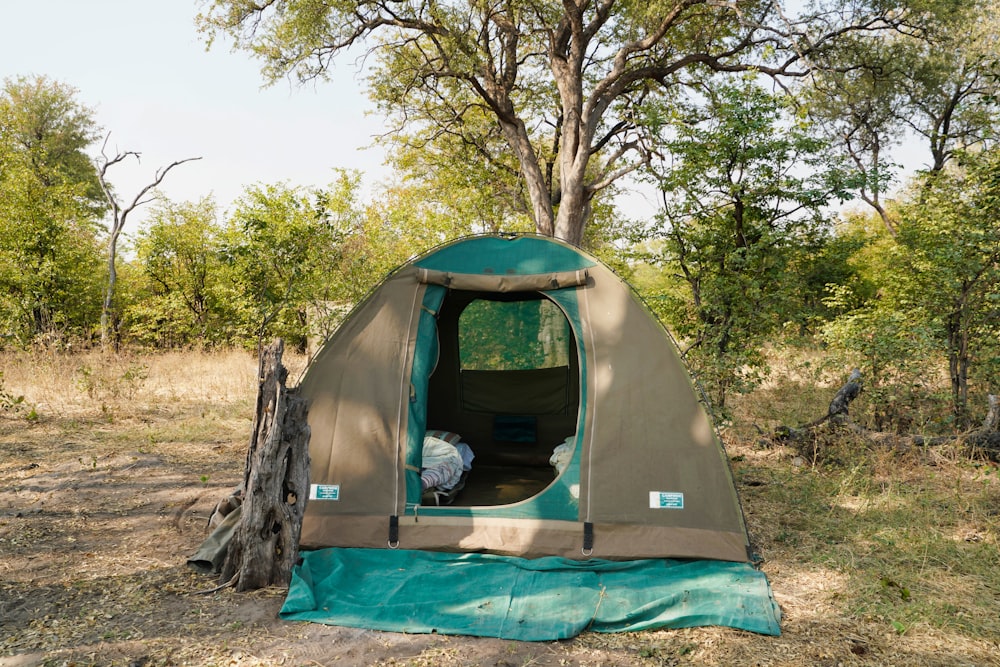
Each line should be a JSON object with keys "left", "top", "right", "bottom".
{"left": 650, "top": 491, "right": 684, "bottom": 509}
{"left": 310, "top": 484, "right": 340, "bottom": 501}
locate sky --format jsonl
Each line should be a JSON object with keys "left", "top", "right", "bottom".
{"left": 1, "top": 0, "right": 391, "bottom": 227}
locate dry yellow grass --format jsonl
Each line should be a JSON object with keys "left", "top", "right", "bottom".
{"left": 1, "top": 348, "right": 288, "bottom": 417}
{"left": 1, "top": 348, "right": 998, "bottom": 667}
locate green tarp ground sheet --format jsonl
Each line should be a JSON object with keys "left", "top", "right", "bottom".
{"left": 279, "top": 548, "right": 781, "bottom": 641}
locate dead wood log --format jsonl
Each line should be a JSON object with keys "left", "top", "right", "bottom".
{"left": 219, "top": 339, "right": 310, "bottom": 591}
{"left": 838, "top": 410, "right": 1000, "bottom": 455}
{"left": 827, "top": 368, "right": 862, "bottom": 421}
{"left": 774, "top": 371, "right": 999, "bottom": 461}
{"left": 774, "top": 369, "right": 863, "bottom": 441}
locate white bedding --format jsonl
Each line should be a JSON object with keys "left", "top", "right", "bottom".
{"left": 420, "top": 435, "right": 465, "bottom": 490}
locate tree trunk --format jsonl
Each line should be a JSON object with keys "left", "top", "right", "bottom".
{"left": 553, "top": 180, "right": 588, "bottom": 246}
{"left": 947, "top": 306, "right": 970, "bottom": 428}
{"left": 220, "top": 339, "right": 310, "bottom": 591}
{"left": 95, "top": 141, "right": 200, "bottom": 352}
{"left": 498, "top": 117, "right": 555, "bottom": 237}
{"left": 101, "top": 234, "right": 120, "bottom": 352}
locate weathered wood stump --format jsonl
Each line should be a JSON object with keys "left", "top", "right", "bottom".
{"left": 219, "top": 339, "right": 310, "bottom": 591}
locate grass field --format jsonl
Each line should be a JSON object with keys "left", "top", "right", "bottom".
{"left": 1, "top": 349, "right": 998, "bottom": 666}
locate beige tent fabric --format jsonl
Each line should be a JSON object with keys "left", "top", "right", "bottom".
{"left": 298, "top": 268, "right": 426, "bottom": 524}
{"left": 299, "top": 514, "right": 749, "bottom": 561}
{"left": 578, "top": 267, "right": 748, "bottom": 538}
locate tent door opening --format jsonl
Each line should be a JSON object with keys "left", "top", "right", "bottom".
{"left": 424, "top": 289, "right": 580, "bottom": 507}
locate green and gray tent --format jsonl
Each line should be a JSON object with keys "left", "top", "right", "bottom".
{"left": 299, "top": 234, "right": 751, "bottom": 560}
{"left": 285, "top": 235, "right": 780, "bottom": 638}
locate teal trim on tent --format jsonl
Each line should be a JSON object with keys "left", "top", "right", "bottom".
{"left": 407, "top": 288, "right": 585, "bottom": 520}
{"left": 414, "top": 235, "right": 596, "bottom": 275}
{"left": 280, "top": 548, "right": 782, "bottom": 640}
{"left": 406, "top": 285, "right": 448, "bottom": 508}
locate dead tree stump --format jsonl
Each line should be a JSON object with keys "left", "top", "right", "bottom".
{"left": 826, "top": 368, "right": 862, "bottom": 422}
{"left": 220, "top": 339, "right": 310, "bottom": 591}
{"left": 773, "top": 369, "right": 863, "bottom": 442}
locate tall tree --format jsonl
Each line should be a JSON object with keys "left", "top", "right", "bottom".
{"left": 805, "top": 0, "right": 1000, "bottom": 234}
{"left": 823, "top": 146, "right": 1000, "bottom": 431}
{"left": 128, "top": 197, "right": 228, "bottom": 347}
{"left": 640, "top": 77, "right": 850, "bottom": 408}
{"left": 220, "top": 181, "right": 350, "bottom": 350}
{"left": 382, "top": 106, "right": 534, "bottom": 236}
{"left": 198, "top": 0, "right": 917, "bottom": 245}
{"left": 0, "top": 76, "right": 106, "bottom": 344}
{"left": 804, "top": 34, "right": 908, "bottom": 236}
{"left": 0, "top": 75, "right": 103, "bottom": 201}
{"left": 896, "top": 0, "right": 1000, "bottom": 171}
{"left": 893, "top": 150, "right": 1000, "bottom": 425}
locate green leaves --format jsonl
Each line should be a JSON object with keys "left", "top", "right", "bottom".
{"left": 821, "top": 146, "right": 1000, "bottom": 428}
{"left": 128, "top": 198, "right": 227, "bottom": 347}
{"left": 0, "top": 76, "right": 106, "bottom": 345}
{"left": 638, "top": 77, "right": 846, "bottom": 408}
{"left": 198, "top": 0, "right": 927, "bottom": 243}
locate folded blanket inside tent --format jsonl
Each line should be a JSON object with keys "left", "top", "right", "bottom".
{"left": 420, "top": 434, "right": 465, "bottom": 490}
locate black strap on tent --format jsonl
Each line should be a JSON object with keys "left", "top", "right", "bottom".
{"left": 582, "top": 522, "right": 594, "bottom": 556}
{"left": 388, "top": 515, "right": 399, "bottom": 549}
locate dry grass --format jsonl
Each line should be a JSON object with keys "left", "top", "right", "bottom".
{"left": 1, "top": 348, "right": 999, "bottom": 667}
{"left": 1, "top": 348, "right": 279, "bottom": 418}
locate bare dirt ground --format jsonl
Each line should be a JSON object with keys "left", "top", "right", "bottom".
{"left": 1, "top": 350, "right": 998, "bottom": 666}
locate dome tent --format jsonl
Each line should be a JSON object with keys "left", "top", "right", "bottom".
{"left": 297, "top": 234, "right": 752, "bottom": 562}
{"left": 283, "top": 235, "right": 780, "bottom": 639}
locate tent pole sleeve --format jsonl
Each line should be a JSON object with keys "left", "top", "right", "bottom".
{"left": 394, "top": 282, "right": 423, "bottom": 516}
{"left": 580, "top": 282, "right": 597, "bottom": 524}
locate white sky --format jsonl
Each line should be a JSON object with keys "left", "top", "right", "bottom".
{"left": 1, "top": 0, "right": 390, "bottom": 228}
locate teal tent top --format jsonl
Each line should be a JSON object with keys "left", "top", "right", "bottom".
{"left": 414, "top": 235, "right": 597, "bottom": 275}
{"left": 280, "top": 548, "right": 781, "bottom": 640}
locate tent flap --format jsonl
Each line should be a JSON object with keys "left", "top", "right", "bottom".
{"left": 416, "top": 267, "right": 590, "bottom": 292}
{"left": 280, "top": 547, "right": 781, "bottom": 640}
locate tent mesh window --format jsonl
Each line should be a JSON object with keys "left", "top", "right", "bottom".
{"left": 426, "top": 291, "right": 580, "bottom": 506}
{"left": 459, "top": 298, "right": 571, "bottom": 370}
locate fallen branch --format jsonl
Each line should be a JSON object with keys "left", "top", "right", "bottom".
{"left": 773, "top": 371, "right": 999, "bottom": 461}
{"left": 191, "top": 574, "right": 239, "bottom": 596}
